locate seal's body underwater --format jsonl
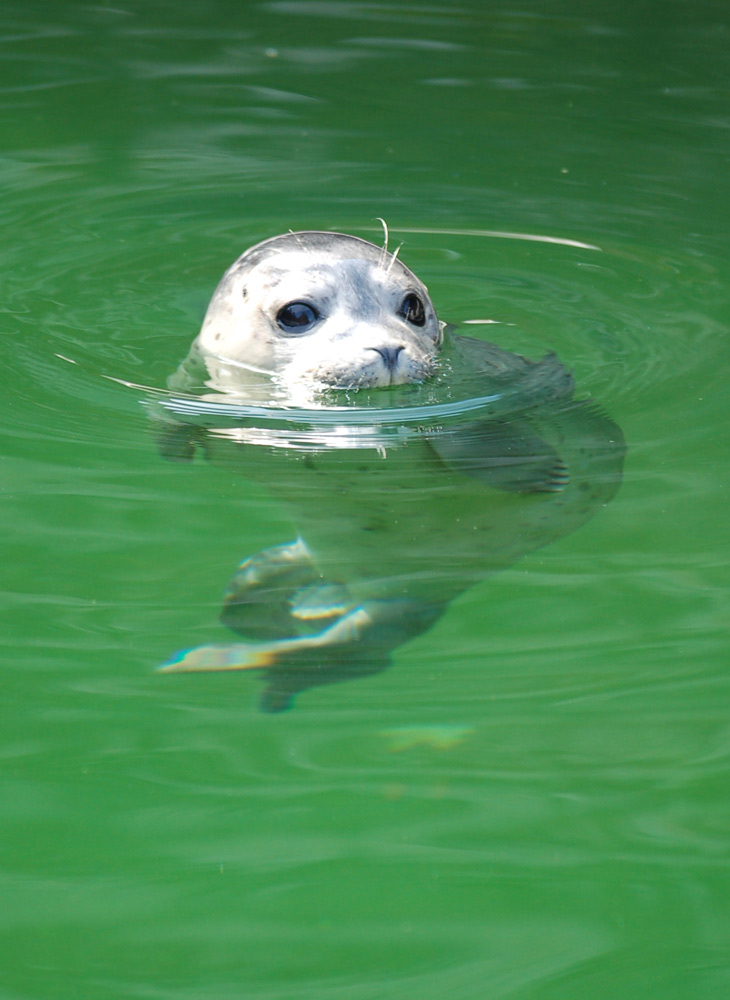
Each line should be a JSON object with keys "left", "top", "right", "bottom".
{"left": 157, "top": 232, "right": 624, "bottom": 711}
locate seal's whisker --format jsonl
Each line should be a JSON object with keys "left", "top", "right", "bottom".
{"left": 386, "top": 243, "right": 403, "bottom": 274}
{"left": 375, "top": 217, "right": 389, "bottom": 269}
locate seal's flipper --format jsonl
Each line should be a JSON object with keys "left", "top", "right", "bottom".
{"left": 221, "top": 538, "right": 325, "bottom": 639}
{"left": 289, "top": 583, "right": 355, "bottom": 622}
{"left": 258, "top": 597, "right": 445, "bottom": 710}
{"left": 429, "top": 419, "right": 569, "bottom": 494}
{"left": 159, "top": 606, "right": 382, "bottom": 711}
{"left": 155, "top": 422, "right": 204, "bottom": 462}
{"left": 445, "top": 340, "right": 575, "bottom": 407}
{"left": 160, "top": 606, "right": 373, "bottom": 675}
{"left": 257, "top": 653, "right": 390, "bottom": 713}
{"left": 159, "top": 598, "right": 446, "bottom": 711}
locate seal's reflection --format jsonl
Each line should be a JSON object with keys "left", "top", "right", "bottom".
{"left": 156, "top": 385, "right": 624, "bottom": 711}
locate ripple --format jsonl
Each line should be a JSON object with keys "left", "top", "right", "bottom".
{"left": 4, "top": 202, "right": 723, "bottom": 460}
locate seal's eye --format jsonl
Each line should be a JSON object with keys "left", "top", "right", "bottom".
{"left": 399, "top": 293, "right": 426, "bottom": 327}
{"left": 277, "top": 301, "right": 319, "bottom": 334}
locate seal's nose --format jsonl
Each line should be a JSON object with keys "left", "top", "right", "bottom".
{"left": 371, "top": 345, "right": 404, "bottom": 371}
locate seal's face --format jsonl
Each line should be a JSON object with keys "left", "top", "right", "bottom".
{"left": 195, "top": 232, "right": 443, "bottom": 390}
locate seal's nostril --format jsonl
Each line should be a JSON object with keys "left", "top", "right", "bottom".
{"left": 372, "top": 345, "right": 404, "bottom": 370}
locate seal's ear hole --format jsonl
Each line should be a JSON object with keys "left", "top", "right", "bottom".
{"left": 277, "top": 301, "right": 320, "bottom": 335}
{"left": 399, "top": 293, "right": 426, "bottom": 327}
{"left": 241, "top": 286, "right": 248, "bottom": 300}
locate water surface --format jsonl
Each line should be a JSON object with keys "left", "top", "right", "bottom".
{"left": 1, "top": 2, "right": 728, "bottom": 998}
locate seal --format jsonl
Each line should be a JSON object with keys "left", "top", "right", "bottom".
{"left": 188, "top": 231, "right": 443, "bottom": 394}
{"left": 157, "top": 231, "right": 625, "bottom": 711}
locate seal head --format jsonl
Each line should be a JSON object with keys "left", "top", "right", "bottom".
{"left": 194, "top": 231, "right": 443, "bottom": 390}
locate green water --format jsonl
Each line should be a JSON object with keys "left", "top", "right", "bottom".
{"left": 2, "top": 2, "right": 729, "bottom": 997}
